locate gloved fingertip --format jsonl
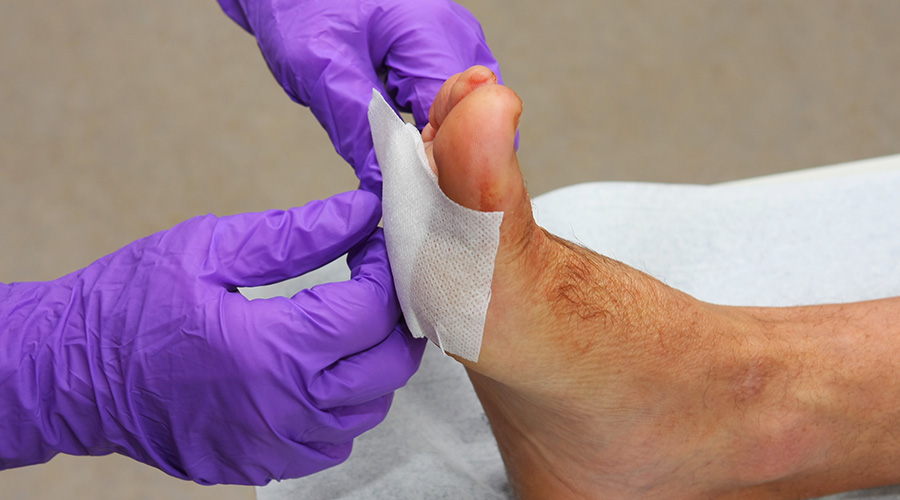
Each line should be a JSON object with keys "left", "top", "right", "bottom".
{"left": 358, "top": 179, "right": 383, "bottom": 200}
{"left": 356, "top": 152, "right": 384, "bottom": 200}
{"left": 312, "top": 191, "right": 380, "bottom": 247}
{"left": 398, "top": 324, "right": 428, "bottom": 376}
{"left": 307, "top": 324, "right": 424, "bottom": 409}
{"left": 408, "top": 80, "right": 443, "bottom": 130}
{"left": 345, "top": 228, "right": 389, "bottom": 278}
{"left": 342, "top": 188, "right": 382, "bottom": 222}
{"left": 409, "top": 333, "right": 428, "bottom": 362}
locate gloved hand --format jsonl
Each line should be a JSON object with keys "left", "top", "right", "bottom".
{"left": 0, "top": 190, "right": 426, "bottom": 485}
{"left": 217, "top": 0, "right": 502, "bottom": 195}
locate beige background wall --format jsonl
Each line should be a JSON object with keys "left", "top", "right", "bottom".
{"left": 2, "top": 1, "right": 899, "bottom": 498}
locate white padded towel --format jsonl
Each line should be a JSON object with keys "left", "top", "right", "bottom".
{"left": 258, "top": 159, "right": 900, "bottom": 500}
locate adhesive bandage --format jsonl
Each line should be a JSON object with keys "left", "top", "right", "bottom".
{"left": 368, "top": 91, "right": 503, "bottom": 362}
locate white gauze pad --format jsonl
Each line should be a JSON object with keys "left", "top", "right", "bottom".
{"left": 368, "top": 90, "right": 503, "bottom": 362}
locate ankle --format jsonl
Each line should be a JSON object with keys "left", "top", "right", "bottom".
{"left": 716, "top": 301, "right": 900, "bottom": 498}
{"left": 706, "top": 307, "right": 834, "bottom": 494}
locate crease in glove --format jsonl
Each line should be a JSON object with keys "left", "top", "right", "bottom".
{"left": 368, "top": 90, "right": 502, "bottom": 362}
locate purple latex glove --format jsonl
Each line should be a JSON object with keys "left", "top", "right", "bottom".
{"left": 217, "top": 0, "right": 502, "bottom": 195}
{"left": 0, "top": 190, "right": 426, "bottom": 485}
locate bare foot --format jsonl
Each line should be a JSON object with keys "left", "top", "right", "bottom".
{"left": 420, "top": 67, "right": 846, "bottom": 499}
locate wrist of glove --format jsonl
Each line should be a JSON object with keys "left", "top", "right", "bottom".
{"left": 0, "top": 275, "right": 108, "bottom": 465}
{"left": 0, "top": 190, "right": 426, "bottom": 484}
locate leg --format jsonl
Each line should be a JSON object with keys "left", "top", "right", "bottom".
{"left": 423, "top": 66, "right": 900, "bottom": 499}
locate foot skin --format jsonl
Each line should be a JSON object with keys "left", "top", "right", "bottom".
{"left": 421, "top": 67, "right": 842, "bottom": 500}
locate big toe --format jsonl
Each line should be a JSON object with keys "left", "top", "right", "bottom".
{"left": 430, "top": 79, "right": 528, "bottom": 217}
{"left": 426, "top": 71, "right": 555, "bottom": 376}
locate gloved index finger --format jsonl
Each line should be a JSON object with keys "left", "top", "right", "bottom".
{"left": 210, "top": 190, "right": 381, "bottom": 289}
